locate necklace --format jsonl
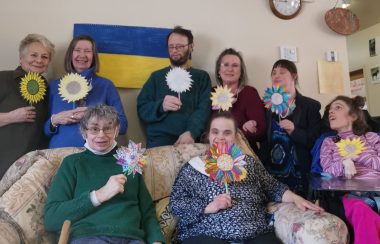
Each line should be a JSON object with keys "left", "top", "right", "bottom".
{"left": 279, "top": 97, "right": 296, "bottom": 119}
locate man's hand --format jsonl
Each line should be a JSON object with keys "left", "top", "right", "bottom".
{"left": 174, "top": 131, "right": 194, "bottom": 146}
{"left": 162, "top": 95, "right": 182, "bottom": 112}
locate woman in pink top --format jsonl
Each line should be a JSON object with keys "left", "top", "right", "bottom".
{"left": 320, "top": 95, "right": 380, "bottom": 244}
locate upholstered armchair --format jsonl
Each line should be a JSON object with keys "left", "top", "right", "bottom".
{"left": 0, "top": 135, "right": 348, "bottom": 244}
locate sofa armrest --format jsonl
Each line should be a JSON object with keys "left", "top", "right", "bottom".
{"left": 273, "top": 203, "right": 348, "bottom": 244}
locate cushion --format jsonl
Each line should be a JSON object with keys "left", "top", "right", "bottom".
{"left": 155, "top": 197, "right": 178, "bottom": 244}
{"left": 0, "top": 210, "right": 26, "bottom": 244}
{"left": 144, "top": 143, "right": 208, "bottom": 201}
{"left": 0, "top": 147, "right": 83, "bottom": 244}
{"left": 274, "top": 203, "right": 349, "bottom": 244}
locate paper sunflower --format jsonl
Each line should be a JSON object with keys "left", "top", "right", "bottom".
{"left": 336, "top": 138, "right": 366, "bottom": 158}
{"left": 19, "top": 72, "right": 46, "bottom": 105}
{"left": 165, "top": 67, "right": 193, "bottom": 97}
{"left": 114, "top": 140, "right": 147, "bottom": 177}
{"left": 205, "top": 143, "right": 247, "bottom": 193}
{"left": 211, "top": 86, "right": 234, "bottom": 111}
{"left": 263, "top": 85, "right": 291, "bottom": 115}
{"left": 58, "top": 73, "right": 90, "bottom": 103}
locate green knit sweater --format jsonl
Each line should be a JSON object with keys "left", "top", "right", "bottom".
{"left": 44, "top": 148, "right": 164, "bottom": 243}
{"left": 137, "top": 66, "right": 211, "bottom": 146}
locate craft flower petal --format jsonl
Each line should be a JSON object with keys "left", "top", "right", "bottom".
{"left": 114, "top": 140, "right": 147, "bottom": 177}
{"left": 165, "top": 67, "right": 193, "bottom": 93}
{"left": 20, "top": 72, "right": 46, "bottom": 104}
{"left": 59, "top": 73, "right": 90, "bottom": 103}
{"left": 336, "top": 138, "right": 366, "bottom": 157}
{"left": 211, "top": 86, "right": 234, "bottom": 111}
{"left": 205, "top": 143, "right": 247, "bottom": 186}
{"left": 263, "top": 85, "right": 290, "bottom": 115}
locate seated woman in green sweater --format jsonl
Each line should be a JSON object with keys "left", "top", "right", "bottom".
{"left": 44, "top": 104, "right": 164, "bottom": 244}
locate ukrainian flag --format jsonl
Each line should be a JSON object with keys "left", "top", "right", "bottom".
{"left": 74, "top": 24, "right": 171, "bottom": 88}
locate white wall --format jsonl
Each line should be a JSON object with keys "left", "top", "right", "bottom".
{"left": 0, "top": 0, "right": 351, "bottom": 144}
{"left": 347, "top": 23, "right": 380, "bottom": 116}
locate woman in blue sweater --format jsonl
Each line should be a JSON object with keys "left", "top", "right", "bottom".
{"left": 44, "top": 35, "right": 127, "bottom": 148}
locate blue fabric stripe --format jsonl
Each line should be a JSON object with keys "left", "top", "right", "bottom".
{"left": 73, "top": 24, "right": 171, "bottom": 58}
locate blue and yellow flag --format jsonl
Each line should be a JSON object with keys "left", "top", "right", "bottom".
{"left": 74, "top": 24, "right": 171, "bottom": 88}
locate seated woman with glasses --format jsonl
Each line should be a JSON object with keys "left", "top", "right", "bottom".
{"left": 320, "top": 95, "right": 380, "bottom": 244}
{"left": 213, "top": 48, "right": 266, "bottom": 155}
{"left": 44, "top": 104, "right": 164, "bottom": 244}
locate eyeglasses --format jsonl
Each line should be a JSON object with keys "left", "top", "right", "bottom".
{"left": 220, "top": 63, "right": 240, "bottom": 69}
{"left": 168, "top": 44, "right": 190, "bottom": 51}
{"left": 86, "top": 126, "right": 115, "bottom": 135}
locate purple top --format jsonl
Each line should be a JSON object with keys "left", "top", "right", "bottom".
{"left": 320, "top": 131, "right": 380, "bottom": 179}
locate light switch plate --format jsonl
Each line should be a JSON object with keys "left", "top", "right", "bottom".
{"left": 280, "top": 46, "right": 298, "bottom": 62}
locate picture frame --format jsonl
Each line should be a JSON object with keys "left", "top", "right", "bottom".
{"left": 370, "top": 66, "right": 380, "bottom": 84}
{"left": 369, "top": 38, "right": 376, "bottom": 57}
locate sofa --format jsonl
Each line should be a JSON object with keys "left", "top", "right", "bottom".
{"left": 0, "top": 136, "right": 348, "bottom": 244}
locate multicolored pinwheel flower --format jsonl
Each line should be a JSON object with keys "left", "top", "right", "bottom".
{"left": 166, "top": 67, "right": 193, "bottom": 98}
{"left": 114, "top": 140, "right": 147, "bottom": 177}
{"left": 19, "top": 72, "right": 46, "bottom": 105}
{"left": 336, "top": 137, "right": 366, "bottom": 158}
{"left": 211, "top": 85, "right": 234, "bottom": 111}
{"left": 59, "top": 73, "right": 90, "bottom": 103}
{"left": 205, "top": 143, "right": 247, "bottom": 193}
{"left": 263, "top": 85, "right": 291, "bottom": 115}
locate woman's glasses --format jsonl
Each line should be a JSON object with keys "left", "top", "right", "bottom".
{"left": 86, "top": 126, "right": 115, "bottom": 135}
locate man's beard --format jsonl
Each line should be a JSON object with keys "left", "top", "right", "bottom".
{"left": 170, "top": 50, "right": 191, "bottom": 67}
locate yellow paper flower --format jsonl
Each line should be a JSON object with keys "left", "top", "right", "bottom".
{"left": 336, "top": 138, "right": 366, "bottom": 157}
{"left": 59, "top": 73, "right": 89, "bottom": 103}
{"left": 211, "top": 86, "right": 234, "bottom": 111}
{"left": 19, "top": 72, "right": 46, "bottom": 105}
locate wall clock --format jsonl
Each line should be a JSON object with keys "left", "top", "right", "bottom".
{"left": 269, "top": 0, "right": 302, "bottom": 20}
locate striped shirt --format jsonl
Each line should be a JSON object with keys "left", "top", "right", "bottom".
{"left": 320, "top": 131, "right": 380, "bottom": 179}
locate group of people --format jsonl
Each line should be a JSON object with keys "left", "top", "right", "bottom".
{"left": 0, "top": 26, "right": 379, "bottom": 243}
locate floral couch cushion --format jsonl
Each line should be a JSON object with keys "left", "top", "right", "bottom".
{"left": 0, "top": 147, "right": 83, "bottom": 244}
{"left": 155, "top": 197, "right": 178, "bottom": 244}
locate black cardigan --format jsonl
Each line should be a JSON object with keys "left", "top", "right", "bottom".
{"left": 261, "top": 92, "right": 322, "bottom": 175}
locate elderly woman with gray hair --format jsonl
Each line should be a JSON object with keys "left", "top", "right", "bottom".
{"left": 44, "top": 104, "right": 164, "bottom": 244}
{"left": 0, "top": 33, "right": 55, "bottom": 179}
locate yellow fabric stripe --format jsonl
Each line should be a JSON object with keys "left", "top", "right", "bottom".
{"left": 97, "top": 53, "right": 170, "bottom": 88}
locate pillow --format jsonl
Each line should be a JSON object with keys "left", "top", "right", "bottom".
{"left": 274, "top": 203, "right": 348, "bottom": 244}
{"left": 0, "top": 150, "right": 42, "bottom": 197}
{"left": 155, "top": 197, "right": 178, "bottom": 244}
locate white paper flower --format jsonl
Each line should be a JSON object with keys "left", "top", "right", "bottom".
{"left": 165, "top": 67, "right": 193, "bottom": 93}
{"left": 59, "top": 73, "right": 90, "bottom": 103}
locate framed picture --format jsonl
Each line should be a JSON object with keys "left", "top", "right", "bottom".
{"left": 369, "top": 38, "right": 376, "bottom": 57}
{"left": 370, "top": 66, "right": 380, "bottom": 84}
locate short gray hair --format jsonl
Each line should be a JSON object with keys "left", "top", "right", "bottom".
{"left": 19, "top": 33, "right": 55, "bottom": 59}
{"left": 80, "top": 104, "right": 120, "bottom": 135}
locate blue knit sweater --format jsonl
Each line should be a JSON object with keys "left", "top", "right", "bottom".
{"left": 44, "top": 68, "right": 127, "bottom": 148}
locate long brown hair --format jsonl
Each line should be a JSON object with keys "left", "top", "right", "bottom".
{"left": 326, "top": 95, "right": 369, "bottom": 135}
